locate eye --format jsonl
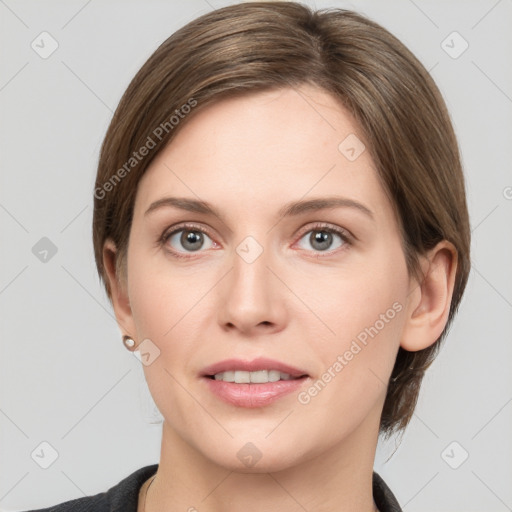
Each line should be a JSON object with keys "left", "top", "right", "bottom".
{"left": 160, "top": 222, "right": 352, "bottom": 260}
{"left": 295, "top": 224, "right": 351, "bottom": 255}
{"left": 161, "top": 223, "right": 216, "bottom": 257}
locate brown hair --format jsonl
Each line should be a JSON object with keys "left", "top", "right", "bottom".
{"left": 92, "top": 1, "right": 471, "bottom": 437}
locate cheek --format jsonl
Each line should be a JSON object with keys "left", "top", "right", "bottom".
{"left": 128, "top": 266, "right": 201, "bottom": 343}
{"left": 309, "top": 244, "right": 409, "bottom": 381}
{"left": 292, "top": 294, "right": 407, "bottom": 457}
{"left": 126, "top": 229, "right": 198, "bottom": 333}
{"left": 329, "top": 246, "right": 405, "bottom": 319}
{"left": 126, "top": 246, "right": 218, "bottom": 382}
{"left": 126, "top": 255, "right": 207, "bottom": 412}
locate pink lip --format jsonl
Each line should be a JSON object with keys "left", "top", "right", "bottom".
{"left": 203, "top": 378, "right": 309, "bottom": 407}
{"left": 200, "top": 357, "right": 310, "bottom": 408}
{"left": 200, "top": 357, "right": 308, "bottom": 378}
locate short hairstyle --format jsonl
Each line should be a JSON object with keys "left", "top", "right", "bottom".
{"left": 92, "top": 1, "right": 471, "bottom": 437}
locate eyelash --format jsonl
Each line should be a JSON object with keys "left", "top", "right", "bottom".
{"left": 159, "top": 222, "right": 353, "bottom": 260}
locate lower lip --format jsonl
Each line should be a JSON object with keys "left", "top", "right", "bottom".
{"left": 202, "top": 376, "right": 309, "bottom": 408}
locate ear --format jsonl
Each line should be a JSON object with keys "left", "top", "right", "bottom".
{"left": 103, "top": 239, "right": 137, "bottom": 341}
{"left": 400, "top": 240, "right": 458, "bottom": 351}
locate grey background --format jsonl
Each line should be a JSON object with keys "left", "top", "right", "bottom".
{"left": 1, "top": 0, "right": 511, "bottom": 510}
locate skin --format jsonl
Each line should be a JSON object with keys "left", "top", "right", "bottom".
{"left": 103, "top": 84, "right": 457, "bottom": 512}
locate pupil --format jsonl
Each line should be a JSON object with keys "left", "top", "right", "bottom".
{"left": 182, "top": 231, "right": 203, "bottom": 251}
{"left": 312, "top": 231, "right": 332, "bottom": 251}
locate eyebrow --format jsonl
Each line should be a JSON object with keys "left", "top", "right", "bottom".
{"left": 144, "top": 196, "right": 374, "bottom": 221}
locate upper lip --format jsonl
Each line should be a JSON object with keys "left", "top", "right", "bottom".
{"left": 201, "top": 357, "right": 309, "bottom": 378}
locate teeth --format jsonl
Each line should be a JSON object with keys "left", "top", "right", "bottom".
{"left": 213, "top": 370, "right": 298, "bottom": 383}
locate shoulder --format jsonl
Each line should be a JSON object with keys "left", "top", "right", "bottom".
{"left": 21, "top": 463, "right": 159, "bottom": 512}
{"left": 372, "top": 471, "right": 402, "bottom": 512}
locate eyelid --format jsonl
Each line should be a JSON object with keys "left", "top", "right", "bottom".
{"left": 160, "top": 222, "right": 215, "bottom": 242}
{"left": 294, "top": 222, "right": 353, "bottom": 244}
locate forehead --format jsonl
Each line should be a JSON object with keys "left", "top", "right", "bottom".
{"left": 134, "top": 85, "right": 395, "bottom": 226}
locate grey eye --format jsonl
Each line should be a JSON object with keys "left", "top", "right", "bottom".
{"left": 168, "top": 229, "right": 214, "bottom": 252}
{"left": 297, "top": 229, "right": 345, "bottom": 252}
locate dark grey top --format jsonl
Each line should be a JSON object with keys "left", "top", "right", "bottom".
{"left": 23, "top": 463, "right": 402, "bottom": 511}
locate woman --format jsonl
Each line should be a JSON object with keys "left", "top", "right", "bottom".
{"left": 26, "top": 1, "right": 470, "bottom": 511}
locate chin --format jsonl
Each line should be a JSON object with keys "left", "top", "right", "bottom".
{"left": 202, "top": 436, "right": 310, "bottom": 474}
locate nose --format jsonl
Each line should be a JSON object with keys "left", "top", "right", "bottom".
{"left": 217, "top": 239, "right": 288, "bottom": 336}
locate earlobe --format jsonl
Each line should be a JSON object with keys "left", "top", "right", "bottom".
{"left": 102, "top": 239, "right": 136, "bottom": 338}
{"left": 400, "top": 240, "right": 458, "bottom": 352}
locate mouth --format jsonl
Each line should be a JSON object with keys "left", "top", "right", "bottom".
{"left": 200, "top": 358, "right": 310, "bottom": 407}
{"left": 206, "top": 370, "right": 308, "bottom": 383}
{"left": 201, "top": 357, "right": 309, "bottom": 380}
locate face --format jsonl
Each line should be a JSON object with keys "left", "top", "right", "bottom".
{"left": 119, "top": 85, "right": 415, "bottom": 472}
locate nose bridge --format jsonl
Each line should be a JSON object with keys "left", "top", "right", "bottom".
{"left": 231, "top": 233, "right": 272, "bottom": 302}
{"left": 235, "top": 234, "right": 266, "bottom": 268}
{"left": 217, "top": 231, "right": 285, "bottom": 332}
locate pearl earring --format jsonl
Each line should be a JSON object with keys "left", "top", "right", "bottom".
{"left": 123, "top": 335, "right": 137, "bottom": 351}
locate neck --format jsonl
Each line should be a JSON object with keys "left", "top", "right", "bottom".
{"left": 145, "top": 410, "right": 381, "bottom": 512}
